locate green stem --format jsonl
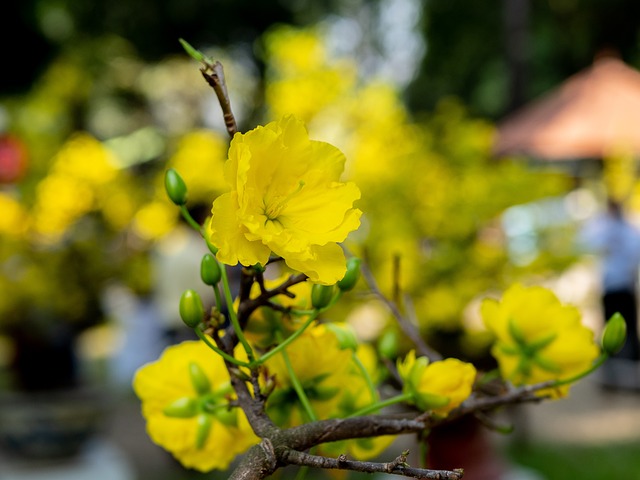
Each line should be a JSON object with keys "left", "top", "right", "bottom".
{"left": 214, "top": 283, "right": 224, "bottom": 312}
{"left": 179, "top": 205, "right": 202, "bottom": 232}
{"left": 348, "top": 392, "right": 413, "bottom": 418}
{"left": 551, "top": 353, "right": 608, "bottom": 388}
{"left": 194, "top": 328, "right": 250, "bottom": 367}
{"left": 219, "top": 264, "right": 255, "bottom": 363}
{"left": 351, "top": 351, "right": 378, "bottom": 403}
{"left": 253, "top": 313, "right": 319, "bottom": 366}
{"left": 276, "top": 330, "right": 317, "bottom": 422}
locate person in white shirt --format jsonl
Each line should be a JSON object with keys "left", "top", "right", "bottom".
{"left": 580, "top": 198, "right": 640, "bottom": 362}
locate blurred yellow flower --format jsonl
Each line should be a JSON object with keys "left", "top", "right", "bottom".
{"left": 133, "top": 341, "right": 258, "bottom": 472}
{"left": 0, "top": 193, "right": 27, "bottom": 237}
{"left": 133, "top": 200, "right": 178, "bottom": 240}
{"left": 481, "top": 284, "right": 600, "bottom": 397}
{"left": 168, "top": 130, "right": 228, "bottom": 203}
{"left": 207, "top": 115, "right": 361, "bottom": 284}
{"left": 397, "top": 351, "right": 476, "bottom": 415}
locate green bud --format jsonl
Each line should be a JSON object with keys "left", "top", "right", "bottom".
{"left": 200, "top": 253, "right": 222, "bottom": 285}
{"left": 324, "top": 323, "right": 358, "bottom": 351}
{"left": 189, "top": 362, "right": 211, "bottom": 395}
{"left": 378, "top": 329, "right": 399, "bottom": 359}
{"left": 337, "top": 257, "right": 361, "bottom": 292}
{"left": 195, "top": 413, "right": 213, "bottom": 449}
{"left": 163, "top": 397, "right": 198, "bottom": 418}
{"left": 165, "top": 168, "right": 188, "bottom": 206}
{"left": 311, "top": 284, "right": 334, "bottom": 310}
{"left": 602, "top": 312, "right": 627, "bottom": 355}
{"left": 179, "top": 289, "right": 204, "bottom": 328}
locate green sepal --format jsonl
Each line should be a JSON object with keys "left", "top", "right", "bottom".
{"left": 532, "top": 354, "right": 561, "bottom": 374}
{"left": 416, "top": 392, "right": 451, "bottom": 412}
{"left": 337, "top": 257, "right": 361, "bottom": 292}
{"left": 200, "top": 253, "right": 222, "bottom": 286}
{"left": 189, "top": 362, "right": 211, "bottom": 395}
{"left": 311, "top": 283, "right": 334, "bottom": 310}
{"left": 602, "top": 312, "right": 627, "bottom": 355}
{"left": 507, "top": 317, "right": 527, "bottom": 346}
{"left": 163, "top": 397, "right": 198, "bottom": 418}
{"left": 164, "top": 168, "right": 188, "bottom": 206}
{"left": 526, "top": 332, "right": 557, "bottom": 352}
{"left": 195, "top": 413, "right": 213, "bottom": 449}
{"left": 214, "top": 406, "right": 238, "bottom": 427}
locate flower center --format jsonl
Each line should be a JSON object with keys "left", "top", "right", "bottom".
{"left": 264, "top": 180, "right": 305, "bottom": 220}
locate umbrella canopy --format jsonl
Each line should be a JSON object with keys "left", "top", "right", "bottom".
{"left": 494, "top": 54, "right": 640, "bottom": 160}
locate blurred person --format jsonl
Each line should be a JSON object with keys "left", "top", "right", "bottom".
{"left": 579, "top": 197, "right": 640, "bottom": 388}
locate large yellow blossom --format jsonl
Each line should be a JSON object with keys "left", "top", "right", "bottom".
{"left": 133, "top": 341, "right": 258, "bottom": 472}
{"left": 207, "top": 115, "right": 361, "bottom": 284}
{"left": 481, "top": 284, "right": 600, "bottom": 397}
{"left": 397, "top": 351, "right": 476, "bottom": 415}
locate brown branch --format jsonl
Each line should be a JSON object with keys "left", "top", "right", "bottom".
{"left": 237, "top": 273, "right": 308, "bottom": 325}
{"left": 360, "top": 259, "right": 442, "bottom": 361}
{"left": 281, "top": 449, "right": 464, "bottom": 480}
{"left": 200, "top": 61, "right": 237, "bottom": 138}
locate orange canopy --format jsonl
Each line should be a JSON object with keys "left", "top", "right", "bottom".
{"left": 494, "top": 55, "right": 640, "bottom": 160}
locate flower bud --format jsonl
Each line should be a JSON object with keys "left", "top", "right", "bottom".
{"left": 189, "top": 362, "right": 211, "bottom": 395}
{"left": 311, "top": 283, "right": 334, "bottom": 309}
{"left": 200, "top": 253, "right": 222, "bottom": 285}
{"left": 378, "top": 329, "right": 400, "bottom": 359}
{"left": 325, "top": 323, "right": 358, "bottom": 351}
{"left": 602, "top": 312, "right": 627, "bottom": 355}
{"left": 337, "top": 257, "right": 361, "bottom": 292}
{"left": 165, "top": 168, "right": 188, "bottom": 205}
{"left": 179, "top": 289, "right": 204, "bottom": 328}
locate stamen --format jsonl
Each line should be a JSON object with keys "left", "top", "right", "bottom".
{"left": 264, "top": 180, "right": 306, "bottom": 220}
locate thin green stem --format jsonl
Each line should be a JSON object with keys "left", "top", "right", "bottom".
{"left": 214, "top": 283, "right": 224, "bottom": 312}
{"left": 551, "top": 353, "right": 608, "bottom": 388}
{"left": 348, "top": 392, "right": 413, "bottom": 418}
{"left": 194, "top": 328, "right": 250, "bottom": 367}
{"left": 253, "top": 313, "right": 319, "bottom": 366}
{"left": 220, "top": 264, "right": 255, "bottom": 363}
{"left": 179, "top": 205, "right": 202, "bottom": 232}
{"left": 276, "top": 330, "right": 317, "bottom": 422}
{"left": 351, "top": 352, "right": 378, "bottom": 403}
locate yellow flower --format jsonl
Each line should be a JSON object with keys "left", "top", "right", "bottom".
{"left": 0, "top": 192, "right": 27, "bottom": 237}
{"left": 397, "top": 351, "right": 476, "bottom": 415}
{"left": 207, "top": 115, "right": 361, "bottom": 284}
{"left": 481, "top": 284, "right": 600, "bottom": 397}
{"left": 133, "top": 341, "right": 258, "bottom": 472}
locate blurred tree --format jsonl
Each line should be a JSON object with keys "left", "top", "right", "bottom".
{"left": 408, "top": 0, "right": 640, "bottom": 119}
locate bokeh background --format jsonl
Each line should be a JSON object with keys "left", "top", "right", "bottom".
{"left": 2, "top": 1, "right": 640, "bottom": 479}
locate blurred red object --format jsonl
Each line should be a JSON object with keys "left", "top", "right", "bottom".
{"left": 495, "top": 53, "right": 640, "bottom": 160}
{"left": 0, "top": 135, "right": 28, "bottom": 183}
